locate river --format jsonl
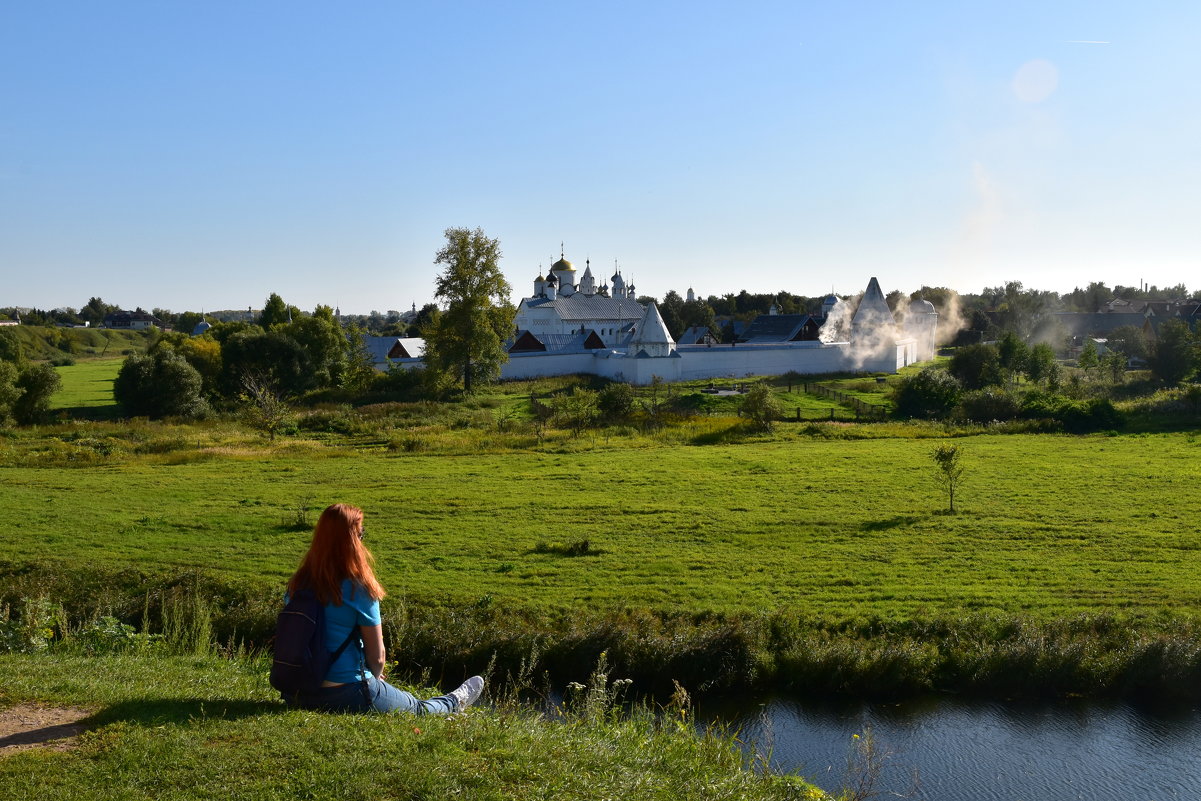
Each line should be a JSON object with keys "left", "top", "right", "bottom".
{"left": 694, "top": 694, "right": 1201, "bottom": 800}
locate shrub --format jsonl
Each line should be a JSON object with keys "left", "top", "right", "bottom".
{"left": 597, "top": 382, "right": 635, "bottom": 421}
{"left": 1019, "top": 391, "right": 1124, "bottom": 432}
{"left": 739, "top": 382, "right": 781, "bottom": 431}
{"left": 956, "top": 388, "right": 1020, "bottom": 422}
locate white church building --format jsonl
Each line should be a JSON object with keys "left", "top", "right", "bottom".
{"left": 511, "top": 253, "right": 646, "bottom": 347}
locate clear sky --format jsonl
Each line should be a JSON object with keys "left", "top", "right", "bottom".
{"left": 2, "top": 1, "right": 1197, "bottom": 314}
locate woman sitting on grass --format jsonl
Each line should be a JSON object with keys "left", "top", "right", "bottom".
{"left": 283, "top": 502, "right": 483, "bottom": 714}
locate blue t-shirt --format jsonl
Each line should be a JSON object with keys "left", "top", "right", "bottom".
{"left": 286, "top": 579, "right": 381, "bottom": 684}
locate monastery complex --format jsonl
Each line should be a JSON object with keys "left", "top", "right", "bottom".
{"left": 375, "top": 252, "right": 940, "bottom": 385}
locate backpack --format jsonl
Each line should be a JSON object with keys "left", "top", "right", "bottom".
{"left": 270, "top": 587, "right": 360, "bottom": 696}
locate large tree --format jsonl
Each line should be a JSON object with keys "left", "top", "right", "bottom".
{"left": 13, "top": 364, "right": 62, "bottom": 424}
{"left": 424, "top": 227, "right": 513, "bottom": 393}
{"left": 114, "top": 350, "right": 208, "bottom": 419}
{"left": 1148, "top": 319, "right": 1197, "bottom": 385}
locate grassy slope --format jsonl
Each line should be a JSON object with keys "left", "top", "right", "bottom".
{"left": 0, "top": 652, "right": 822, "bottom": 801}
{"left": 51, "top": 359, "right": 123, "bottom": 418}
{"left": 2, "top": 431, "right": 1199, "bottom": 621}
{"left": 5, "top": 326, "right": 148, "bottom": 362}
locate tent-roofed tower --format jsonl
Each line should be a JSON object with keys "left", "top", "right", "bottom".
{"left": 850, "top": 276, "right": 898, "bottom": 350}
{"left": 629, "top": 301, "right": 676, "bottom": 358}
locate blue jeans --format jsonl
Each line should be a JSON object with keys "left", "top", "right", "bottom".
{"left": 287, "top": 677, "right": 458, "bottom": 715}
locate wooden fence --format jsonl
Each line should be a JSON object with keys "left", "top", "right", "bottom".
{"left": 801, "top": 382, "right": 889, "bottom": 420}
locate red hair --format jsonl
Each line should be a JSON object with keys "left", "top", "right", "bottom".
{"left": 288, "top": 504, "right": 386, "bottom": 605}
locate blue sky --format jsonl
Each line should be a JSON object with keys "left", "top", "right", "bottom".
{"left": 2, "top": 1, "right": 1197, "bottom": 314}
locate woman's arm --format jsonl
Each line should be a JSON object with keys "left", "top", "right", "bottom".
{"left": 360, "top": 624, "right": 386, "bottom": 679}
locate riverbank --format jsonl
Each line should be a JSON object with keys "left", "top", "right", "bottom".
{"left": 0, "top": 649, "right": 824, "bottom": 801}
{"left": 4, "top": 568, "right": 1200, "bottom": 702}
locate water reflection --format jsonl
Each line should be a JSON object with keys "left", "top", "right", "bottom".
{"left": 694, "top": 694, "right": 1201, "bottom": 800}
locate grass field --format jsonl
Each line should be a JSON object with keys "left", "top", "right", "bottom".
{"left": 3, "top": 429, "right": 1199, "bottom": 620}
{"left": 50, "top": 359, "right": 123, "bottom": 419}
{"left": 7, "top": 360, "right": 1201, "bottom": 700}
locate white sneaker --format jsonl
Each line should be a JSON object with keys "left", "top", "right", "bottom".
{"left": 448, "top": 676, "right": 484, "bottom": 711}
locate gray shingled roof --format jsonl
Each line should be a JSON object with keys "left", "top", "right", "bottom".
{"left": 741, "top": 314, "right": 815, "bottom": 343}
{"left": 523, "top": 293, "right": 645, "bottom": 322}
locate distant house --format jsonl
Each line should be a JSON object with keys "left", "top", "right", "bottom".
{"left": 102, "top": 311, "right": 163, "bottom": 330}
{"left": 362, "top": 336, "right": 426, "bottom": 370}
{"left": 740, "top": 313, "right": 822, "bottom": 344}
{"left": 677, "top": 326, "right": 720, "bottom": 345}
{"left": 1054, "top": 301, "right": 1201, "bottom": 340}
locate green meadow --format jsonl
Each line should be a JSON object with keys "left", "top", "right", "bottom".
{"left": 3, "top": 426, "right": 1200, "bottom": 619}
{"left": 50, "top": 358, "right": 126, "bottom": 419}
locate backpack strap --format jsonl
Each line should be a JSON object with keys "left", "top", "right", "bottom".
{"left": 329, "top": 627, "right": 360, "bottom": 664}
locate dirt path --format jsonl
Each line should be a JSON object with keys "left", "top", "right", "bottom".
{"left": 0, "top": 703, "right": 91, "bottom": 754}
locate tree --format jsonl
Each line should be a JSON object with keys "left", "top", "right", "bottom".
{"left": 1025, "top": 343, "right": 1060, "bottom": 387}
{"left": 9, "top": 363, "right": 61, "bottom": 424}
{"left": 1106, "top": 325, "right": 1148, "bottom": 361}
{"left": 659, "top": 290, "right": 686, "bottom": 338}
{"left": 407, "top": 303, "right": 441, "bottom": 337}
{"left": 177, "top": 336, "right": 223, "bottom": 398}
{"left": 284, "top": 305, "right": 347, "bottom": 389}
{"left": 1149, "top": 319, "right": 1197, "bottom": 385}
{"left": 1077, "top": 340, "right": 1099, "bottom": 376}
{"left": 239, "top": 373, "right": 293, "bottom": 441}
{"left": 0, "top": 329, "right": 25, "bottom": 366}
{"left": 79, "top": 297, "right": 117, "bottom": 327}
{"left": 1101, "top": 350, "right": 1127, "bottom": 383}
{"left": 424, "top": 227, "right": 513, "bottom": 393}
{"left": 258, "top": 293, "right": 290, "bottom": 329}
{"left": 997, "top": 331, "right": 1029, "bottom": 381}
{"left": 0, "top": 361, "right": 22, "bottom": 426}
{"left": 113, "top": 351, "right": 208, "bottom": 419}
{"left": 892, "top": 367, "right": 961, "bottom": 419}
{"left": 930, "top": 444, "right": 966, "bottom": 513}
{"left": 740, "top": 382, "right": 782, "bottom": 432}
{"left": 174, "top": 311, "right": 204, "bottom": 336}
{"left": 220, "top": 329, "right": 311, "bottom": 398}
{"left": 680, "top": 299, "right": 717, "bottom": 337}
{"left": 948, "top": 344, "right": 1003, "bottom": 390}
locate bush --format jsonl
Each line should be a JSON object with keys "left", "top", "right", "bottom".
{"left": 1019, "top": 391, "right": 1124, "bottom": 433}
{"left": 892, "top": 367, "right": 961, "bottom": 419}
{"left": 956, "top": 388, "right": 1020, "bottom": 422}
{"left": 1057, "top": 398, "right": 1123, "bottom": 433}
{"left": 739, "top": 382, "right": 781, "bottom": 431}
{"left": 597, "top": 382, "right": 635, "bottom": 421}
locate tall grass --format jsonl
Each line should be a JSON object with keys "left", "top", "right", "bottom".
{"left": 5, "top": 568, "right": 1201, "bottom": 702}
